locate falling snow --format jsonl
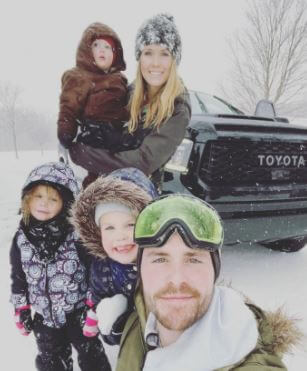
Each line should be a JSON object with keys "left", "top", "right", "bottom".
{"left": 1, "top": 151, "right": 306, "bottom": 370}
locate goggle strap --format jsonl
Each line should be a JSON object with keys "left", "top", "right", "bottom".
{"left": 136, "top": 220, "right": 220, "bottom": 251}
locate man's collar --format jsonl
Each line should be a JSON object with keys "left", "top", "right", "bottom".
{"left": 144, "top": 312, "right": 160, "bottom": 349}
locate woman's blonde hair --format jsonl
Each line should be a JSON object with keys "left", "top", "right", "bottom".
{"left": 128, "top": 59, "right": 184, "bottom": 133}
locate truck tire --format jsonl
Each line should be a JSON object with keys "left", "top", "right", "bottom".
{"left": 262, "top": 236, "right": 307, "bottom": 253}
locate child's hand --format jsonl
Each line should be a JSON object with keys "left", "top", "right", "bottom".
{"left": 14, "top": 305, "right": 33, "bottom": 336}
{"left": 96, "top": 294, "right": 128, "bottom": 335}
{"left": 82, "top": 308, "right": 99, "bottom": 337}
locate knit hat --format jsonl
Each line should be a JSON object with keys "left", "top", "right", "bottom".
{"left": 109, "top": 167, "right": 158, "bottom": 200}
{"left": 135, "top": 13, "right": 182, "bottom": 65}
{"left": 94, "top": 167, "right": 159, "bottom": 226}
{"left": 95, "top": 202, "right": 132, "bottom": 226}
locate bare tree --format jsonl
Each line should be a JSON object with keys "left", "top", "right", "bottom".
{"left": 221, "top": 0, "right": 307, "bottom": 115}
{"left": 0, "top": 82, "right": 21, "bottom": 158}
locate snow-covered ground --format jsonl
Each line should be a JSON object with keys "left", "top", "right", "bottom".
{"left": 1, "top": 151, "right": 306, "bottom": 370}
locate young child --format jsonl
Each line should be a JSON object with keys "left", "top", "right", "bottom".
{"left": 9, "top": 162, "right": 111, "bottom": 371}
{"left": 71, "top": 167, "right": 157, "bottom": 343}
{"left": 57, "top": 22, "right": 129, "bottom": 187}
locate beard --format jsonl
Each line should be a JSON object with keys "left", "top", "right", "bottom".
{"left": 144, "top": 282, "right": 213, "bottom": 331}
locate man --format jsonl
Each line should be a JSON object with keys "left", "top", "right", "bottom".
{"left": 115, "top": 194, "right": 298, "bottom": 371}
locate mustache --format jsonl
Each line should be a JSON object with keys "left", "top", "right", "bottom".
{"left": 154, "top": 282, "right": 200, "bottom": 298}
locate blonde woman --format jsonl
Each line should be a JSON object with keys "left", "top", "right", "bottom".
{"left": 69, "top": 13, "right": 191, "bottom": 189}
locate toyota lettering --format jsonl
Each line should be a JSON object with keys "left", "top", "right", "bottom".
{"left": 258, "top": 154, "right": 305, "bottom": 168}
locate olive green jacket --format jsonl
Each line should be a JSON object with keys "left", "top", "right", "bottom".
{"left": 115, "top": 289, "right": 300, "bottom": 371}
{"left": 68, "top": 91, "right": 191, "bottom": 178}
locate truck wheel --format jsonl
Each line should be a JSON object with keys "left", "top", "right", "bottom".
{"left": 262, "top": 236, "right": 307, "bottom": 253}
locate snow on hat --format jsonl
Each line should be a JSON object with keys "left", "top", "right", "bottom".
{"left": 95, "top": 202, "right": 132, "bottom": 226}
{"left": 135, "top": 13, "right": 182, "bottom": 65}
{"left": 109, "top": 167, "right": 158, "bottom": 199}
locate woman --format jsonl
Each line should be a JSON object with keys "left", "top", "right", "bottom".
{"left": 69, "top": 13, "right": 191, "bottom": 190}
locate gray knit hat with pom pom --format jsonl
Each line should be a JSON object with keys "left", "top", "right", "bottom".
{"left": 135, "top": 13, "right": 182, "bottom": 65}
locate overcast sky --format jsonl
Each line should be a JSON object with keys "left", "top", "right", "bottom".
{"left": 0, "top": 0, "right": 249, "bottom": 114}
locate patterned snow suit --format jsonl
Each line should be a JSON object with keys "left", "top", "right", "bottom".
{"left": 9, "top": 162, "right": 111, "bottom": 371}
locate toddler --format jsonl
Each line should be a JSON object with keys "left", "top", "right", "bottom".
{"left": 57, "top": 22, "right": 129, "bottom": 186}
{"left": 10, "top": 162, "right": 111, "bottom": 371}
{"left": 71, "top": 167, "right": 157, "bottom": 343}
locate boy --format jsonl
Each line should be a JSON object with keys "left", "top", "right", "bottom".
{"left": 57, "top": 22, "right": 129, "bottom": 186}
{"left": 71, "top": 167, "right": 157, "bottom": 342}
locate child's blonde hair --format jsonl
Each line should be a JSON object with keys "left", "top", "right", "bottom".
{"left": 21, "top": 184, "right": 63, "bottom": 225}
{"left": 128, "top": 59, "right": 184, "bottom": 133}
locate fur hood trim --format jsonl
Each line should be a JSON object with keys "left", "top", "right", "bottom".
{"left": 221, "top": 283, "right": 304, "bottom": 355}
{"left": 71, "top": 175, "right": 151, "bottom": 259}
{"left": 76, "top": 22, "right": 126, "bottom": 73}
{"left": 254, "top": 305, "right": 304, "bottom": 355}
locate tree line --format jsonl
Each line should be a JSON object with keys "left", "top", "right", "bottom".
{"left": 0, "top": 82, "right": 57, "bottom": 158}
{"left": 1, "top": 0, "right": 307, "bottom": 159}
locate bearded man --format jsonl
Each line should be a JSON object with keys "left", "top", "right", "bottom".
{"left": 115, "top": 194, "right": 299, "bottom": 371}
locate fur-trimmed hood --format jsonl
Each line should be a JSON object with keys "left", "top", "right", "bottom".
{"left": 251, "top": 304, "right": 304, "bottom": 356}
{"left": 115, "top": 286, "right": 304, "bottom": 371}
{"left": 236, "top": 289, "right": 304, "bottom": 357}
{"left": 76, "top": 22, "right": 126, "bottom": 74}
{"left": 71, "top": 168, "right": 156, "bottom": 259}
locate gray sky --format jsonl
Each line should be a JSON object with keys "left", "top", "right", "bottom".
{"left": 0, "top": 0, "right": 248, "bottom": 114}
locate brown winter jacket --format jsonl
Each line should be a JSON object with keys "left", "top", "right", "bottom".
{"left": 57, "top": 22, "right": 129, "bottom": 148}
{"left": 68, "top": 91, "right": 191, "bottom": 186}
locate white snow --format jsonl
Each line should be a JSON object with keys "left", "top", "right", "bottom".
{"left": 1, "top": 151, "right": 306, "bottom": 370}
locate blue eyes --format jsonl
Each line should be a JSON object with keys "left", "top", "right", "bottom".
{"left": 152, "top": 257, "right": 202, "bottom": 264}
{"left": 103, "top": 223, "right": 135, "bottom": 231}
{"left": 189, "top": 258, "right": 202, "bottom": 264}
{"left": 152, "top": 257, "right": 167, "bottom": 263}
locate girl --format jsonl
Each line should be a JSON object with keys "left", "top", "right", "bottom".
{"left": 9, "top": 162, "right": 110, "bottom": 371}
{"left": 71, "top": 167, "right": 157, "bottom": 344}
{"left": 69, "top": 13, "right": 191, "bottom": 191}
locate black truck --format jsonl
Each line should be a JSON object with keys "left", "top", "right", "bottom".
{"left": 162, "top": 91, "right": 307, "bottom": 252}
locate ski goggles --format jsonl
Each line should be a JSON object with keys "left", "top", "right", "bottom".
{"left": 134, "top": 194, "right": 223, "bottom": 251}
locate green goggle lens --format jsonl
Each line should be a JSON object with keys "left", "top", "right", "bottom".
{"left": 134, "top": 194, "right": 223, "bottom": 250}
